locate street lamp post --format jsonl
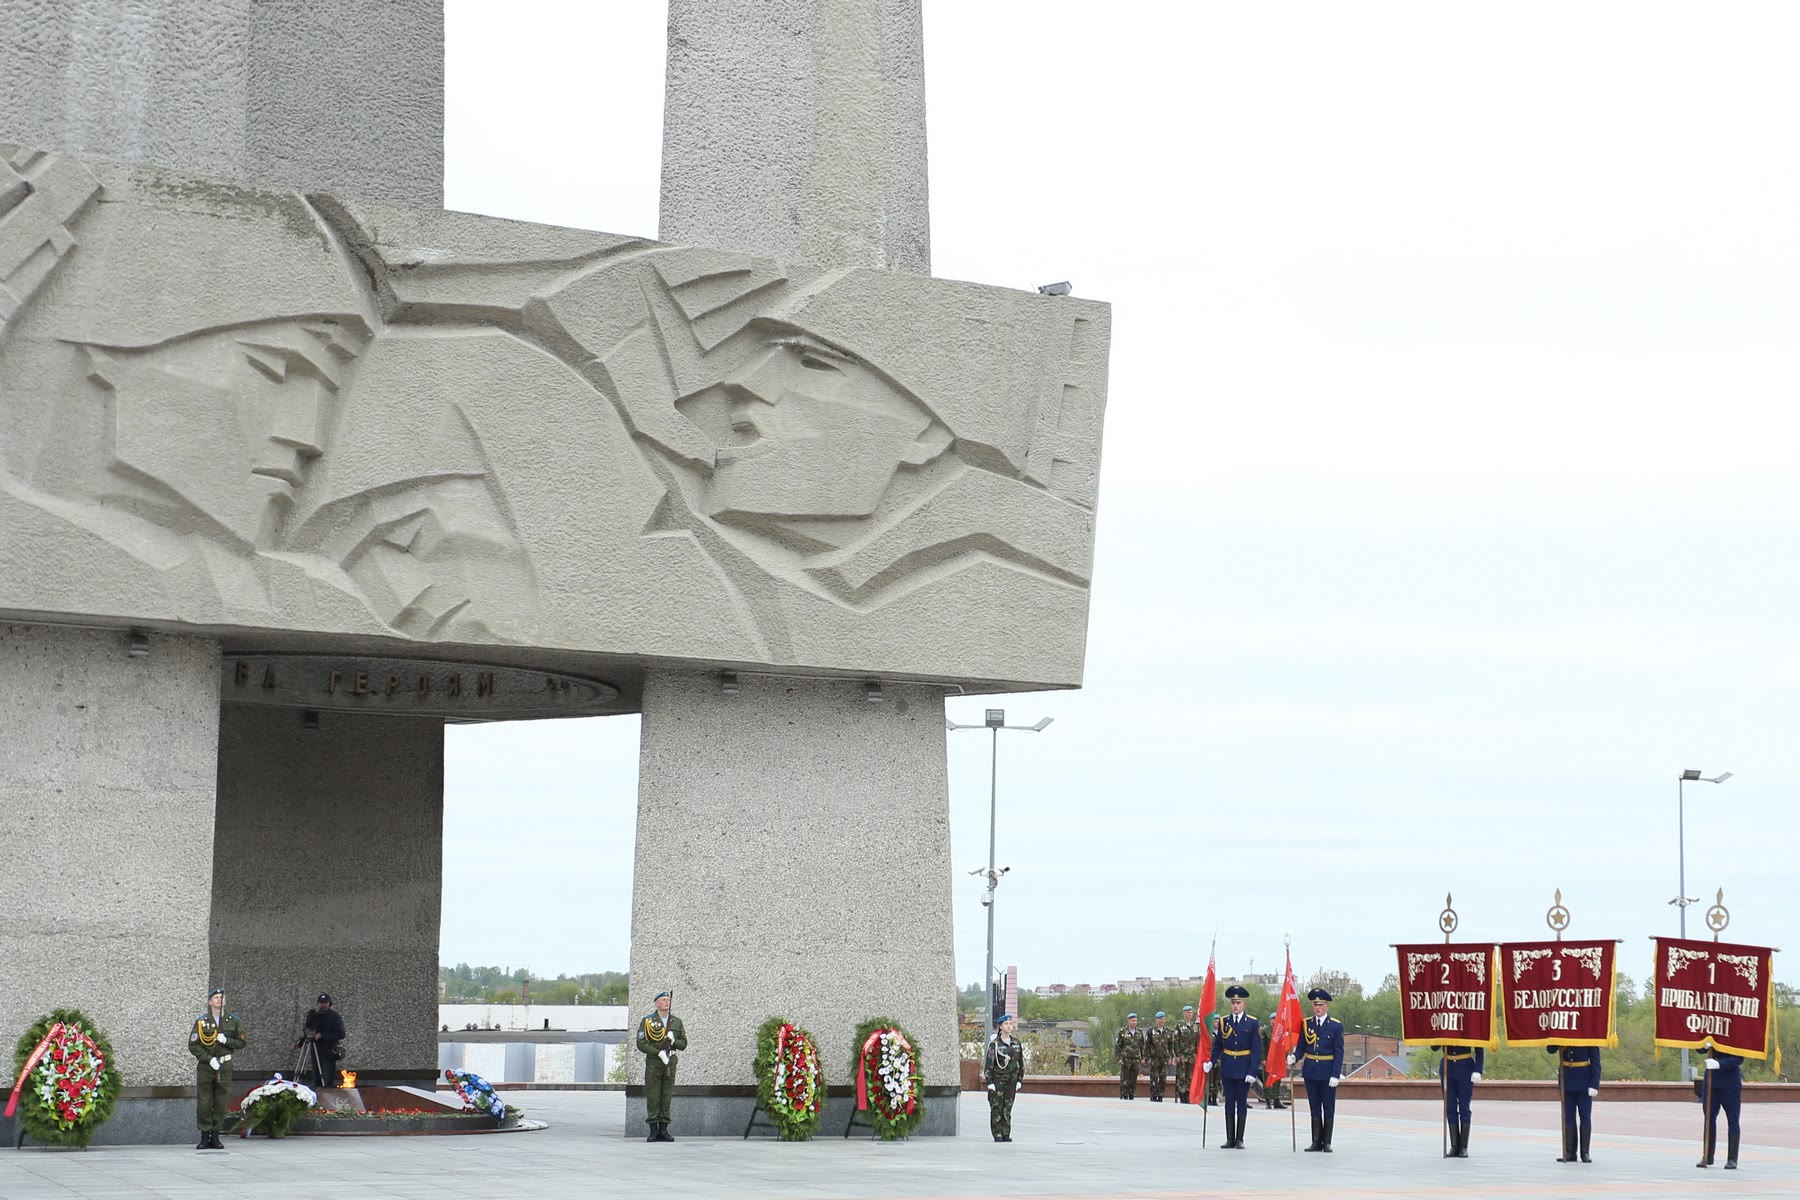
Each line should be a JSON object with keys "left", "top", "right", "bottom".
{"left": 949, "top": 708, "right": 1053, "bottom": 1049}
{"left": 1672, "top": 768, "right": 1732, "bottom": 1079}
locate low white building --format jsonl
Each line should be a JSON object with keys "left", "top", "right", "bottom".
{"left": 438, "top": 1004, "right": 631, "bottom": 1085}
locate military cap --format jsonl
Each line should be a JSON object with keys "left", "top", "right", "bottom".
{"left": 318, "top": 992, "right": 333, "bottom": 1003}
{"left": 1225, "top": 985, "right": 1249, "bottom": 999}
{"left": 1126, "top": 1012, "right": 1138, "bottom": 1020}
{"left": 654, "top": 990, "right": 672, "bottom": 1001}
{"left": 1181, "top": 1004, "right": 1195, "bottom": 1012}
{"left": 207, "top": 987, "right": 225, "bottom": 998}
{"left": 1000, "top": 1013, "right": 1017, "bottom": 1024}
{"left": 1154, "top": 1010, "right": 1166, "bottom": 1018}
{"left": 1308, "top": 987, "right": 1332, "bottom": 1002}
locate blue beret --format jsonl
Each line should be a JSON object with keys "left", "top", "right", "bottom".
{"left": 1154, "top": 1011, "right": 1166, "bottom": 1018}
{"left": 1181, "top": 1004, "right": 1195, "bottom": 1012}
{"left": 1126, "top": 1012, "right": 1138, "bottom": 1019}
{"left": 1000, "top": 1013, "right": 1016, "bottom": 1024}
{"left": 208, "top": 987, "right": 225, "bottom": 998}
{"left": 654, "top": 990, "right": 672, "bottom": 1001}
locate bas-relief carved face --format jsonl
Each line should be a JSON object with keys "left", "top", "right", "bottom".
{"left": 704, "top": 336, "right": 948, "bottom": 523}
{"left": 80, "top": 319, "right": 368, "bottom": 545}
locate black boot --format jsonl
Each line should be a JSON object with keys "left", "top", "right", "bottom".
{"left": 1699, "top": 1122, "right": 1716, "bottom": 1168}
{"left": 1322, "top": 1115, "right": 1334, "bottom": 1152}
{"left": 660, "top": 1121, "right": 676, "bottom": 1142}
{"left": 207, "top": 1130, "right": 225, "bottom": 1150}
{"left": 1305, "top": 1113, "right": 1323, "bottom": 1151}
{"left": 1237, "top": 1110, "right": 1248, "bottom": 1148}
{"left": 1579, "top": 1124, "right": 1592, "bottom": 1163}
{"left": 1725, "top": 1131, "right": 1738, "bottom": 1169}
{"left": 1457, "top": 1120, "right": 1470, "bottom": 1157}
{"left": 196, "top": 1132, "right": 209, "bottom": 1150}
{"left": 645, "top": 1120, "right": 658, "bottom": 1142}
{"left": 1557, "top": 1121, "right": 1576, "bottom": 1162}
{"left": 1445, "top": 1124, "right": 1459, "bottom": 1158}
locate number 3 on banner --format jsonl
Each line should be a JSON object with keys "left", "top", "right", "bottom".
{"left": 1552, "top": 959, "right": 1562, "bottom": 981}
{"left": 1440, "top": 964, "right": 1450, "bottom": 985}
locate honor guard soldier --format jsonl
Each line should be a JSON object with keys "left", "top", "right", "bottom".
{"left": 1114, "top": 1013, "right": 1146, "bottom": 1100}
{"left": 984, "top": 1014, "right": 1026, "bottom": 1141}
{"left": 637, "top": 990, "right": 687, "bottom": 1142}
{"left": 1144, "top": 1012, "right": 1174, "bottom": 1102}
{"left": 187, "top": 987, "right": 245, "bottom": 1150}
{"left": 1432, "top": 1043, "right": 1483, "bottom": 1158}
{"left": 1206, "top": 985, "right": 1262, "bottom": 1148}
{"left": 1698, "top": 1047, "right": 1742, "bottom": 1169}
{"left": 1287, "top": 988, "right": 1345, "bottom": 1151}
{"left": 1173, "top": 1005, "right": 1201, "bottom": 1104}
{"left": 1547, "top": 1044, "right": 1600, "bottom": 1163}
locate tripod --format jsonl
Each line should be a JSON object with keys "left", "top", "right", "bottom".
{"left": 292, "top": 1037, "right": 335, "bottom": 1089}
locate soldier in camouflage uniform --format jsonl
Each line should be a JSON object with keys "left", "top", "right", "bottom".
{"left": 1173, "top": 1004, "right": 1201, "bottom": 1104}
{"left": 187, "top": 987, "right": 245, "bottom": 1150}
{"left": 983, "top": 1013, "right": 1026, "bottom": 1141}
{"left": 1144, "top": 1011, "right": 1175, "bottom": 1102}
{"left": 1114, "top": 1012, "right": 1146, "bottom": 1100}
{"left": 636, "top": 990, "right": 687, "bottom": 1142}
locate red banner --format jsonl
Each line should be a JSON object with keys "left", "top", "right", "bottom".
{"left": 1396, "top": 943, "right": 1498, "bottom": 1048}
{"left": 1498, "top": 940, "right": 1618, "bottom": 1047}
{"left": 1188, "top": 945, "right": 1217, "bottom": 1102}
{"left": 1652, "top": 937, "right": 1779, "bottom": 1065}
{"left": 1265, "top": 950, "right": 1302, "bottom": 1082}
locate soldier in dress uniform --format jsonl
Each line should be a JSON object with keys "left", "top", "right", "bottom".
{"left": 1173, "top": 1005, "right": 1200, "bottom": 1104}
{"left": 1286, "top": 988, "right": 1345, "bottom": 1152}
{"left": 1206, "top": 985, "right": 1262, "bottom": 1149}
{"left": 636, "top": 990, "right": 687, "bottom": 1142}
{"left": 1114, "top": 1013, "right": 1146, "bottom": 1100}
{"left": 187, "top": 987, "right": 245, "bottom": 1150}
{"left": 984, "top": 1013, "right": 1026, "bottom": 1141}
{"left": 1144, "top": 1012, "right": 1174, "bottom": 1102}
{"left": 1698, "top": 1045, "right": 1742, "bottom": 1170}
{"left": 1432, "top": 1042, "right": 1484, "bottom": 1158}
{"left": 1547, "top": 1044, "right": 1600, "bottom": 1163}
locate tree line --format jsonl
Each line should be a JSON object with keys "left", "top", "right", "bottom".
{"left": 440, "top": 963, "right": 628, "bottom": 1005}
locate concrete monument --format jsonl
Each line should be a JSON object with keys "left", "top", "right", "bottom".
{"left": 0, "top": 0, "right": 1110, "bottom": 1140}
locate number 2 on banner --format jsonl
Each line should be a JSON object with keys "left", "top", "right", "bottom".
{"left": 1441, "top": 963, "right": 1450, "bottom": 985}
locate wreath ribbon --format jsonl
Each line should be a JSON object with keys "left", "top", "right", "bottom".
{"left": 855, "top": 1028, "right": 916, "bottom": 1115}
{"left": 3, "top": 1022, "right": 63, "bottom": 1118}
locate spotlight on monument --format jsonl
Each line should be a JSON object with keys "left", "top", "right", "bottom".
{"left": 985, "top": 708, "right": 1005, "bottom": 728}
{"left": 1037, "top": 281, "right": 1073, "bottom": 297}
{"left": 864, "top": 680, "right": 884, "bottom": 703}
{"left": 719, "top": 670, "right": 739, "bottom": 696}
{"left": 127, "top": 629, "right": 149, "bottom": 657}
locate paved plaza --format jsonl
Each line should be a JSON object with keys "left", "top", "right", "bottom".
{"left": 4, "top": 1092, "right": 1799, "bottom": 1200}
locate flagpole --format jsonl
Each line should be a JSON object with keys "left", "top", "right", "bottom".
{"left": 1442, "top": 895, "right": 1456, "bottom": 1160}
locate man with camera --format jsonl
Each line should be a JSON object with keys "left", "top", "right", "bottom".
{"left": 297, "top": 993, "right": 346, "bottom": 1088}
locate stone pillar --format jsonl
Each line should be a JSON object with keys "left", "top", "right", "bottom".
{"left": 660, "top": 0, "right": 930, "bottom": 274}
{"left": 211, "top": 706, "right": 444, "bottom": 1087}
{"left": 0, "top": 623, "right": 220, "bottom": 1142}
{"left": 0, "top": 0, "right": 443, "bottom": 204}
{"left": 627, "top": 672, "right": 959, "bottom": 1135}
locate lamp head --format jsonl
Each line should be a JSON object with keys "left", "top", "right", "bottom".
{"left": 1681, "top": 770, "right": 1702, "bottom": 781}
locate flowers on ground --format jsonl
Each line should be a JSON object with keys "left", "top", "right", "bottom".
{"left": 239, "top": 1074, "right": 316, "bottom": 1138}
{"left": 444, "top": 1068, "right": 509, "bottom": 1121}
{"left": 851, "top": 1017, "right": 925, "bottom": 1139}
{"left": 753, "top": 1017, "right": 825, "bottom": 1140}
{"left": 9, "top": 1010, "right": 121, "bottom": 1148}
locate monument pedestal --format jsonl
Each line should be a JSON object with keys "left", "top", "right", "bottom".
{"left": 0, "top": 623, "right": 220, "bottom": 1143}
{"left": 626, "top": 670, "right": 959, "bottom": 1136}
{"left": 211, "top": 706, "right": 444, "bottom": 1088}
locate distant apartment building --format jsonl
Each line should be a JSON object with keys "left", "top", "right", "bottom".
{"left": 1347, "top": 1054, "right": 1409, "bottom": 1080}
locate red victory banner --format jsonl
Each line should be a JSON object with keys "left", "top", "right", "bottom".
{"left": 1498, "top": 940, "right": 1618, "bottom": 1047}
{"left": 1396, "top": 943, "right": 1499, "bottom": 1048}
{"left": 1265, "top": 948, "right": 1302, "bottom": 1083}
{"left": 1653, "top": 936, "right": 1781, "bottom": 1065}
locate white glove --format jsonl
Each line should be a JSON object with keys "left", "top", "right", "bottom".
{"left": 1202, "top": 1062, "right": 1213, "bottom": 1074}
{"left": 1471, "top": 1072, "right": 1483, "bottom": 1083}
{"left": 1705, "top": 1058, "right": 1720, "bottom": 1070}
{"left": 209, "top": 1057, "right": 220, "bottom": 1071}
{"left": 1286, "top": 1054, "right": 1296, "bottom": 1066}
{"left": 659, "top": 1049, "right": 670, "bottom": 1065}
{"left": 221, "top": 1054, "right": 232, "bottom": 1063}
{"left": 1015, "top": 1082, "right": 1023, "bottom": 1092}
{"left": 987, "top": 1083, "right": 995, "bottom": 1091}
{"left": 1587, "top": 1087, "right": 1598, "bottom": 1097}
{"left": 1328, "top": 1076, "right": 1339, "bottom": 1089}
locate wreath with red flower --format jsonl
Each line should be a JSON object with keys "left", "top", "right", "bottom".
{"left": 7, "top": 1009, "right": 122, "bottom": 1148}
{"left": 851, "top": 1016, "right": 924, "bottom": 1139}
{"left": 752, "top": 1016, "right": 826, "bottom": 1140}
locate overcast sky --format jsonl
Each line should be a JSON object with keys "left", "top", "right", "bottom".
{"left": 439, "top": 1, "right": 1800, "bottom": 993}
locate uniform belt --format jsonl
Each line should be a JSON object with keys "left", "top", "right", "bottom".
{"left": 1562, "top": 1060, "right": 1590, "bottom": 1067}
{"left": 1444, "top": 1053, "right": 1474, "bottom": 1061}
{"left": 1305, "top": 1053, "right": 1333, "bottom": 1060}
{"left": 1224, "top": 1049, "right": 1250, "bottom": 1057}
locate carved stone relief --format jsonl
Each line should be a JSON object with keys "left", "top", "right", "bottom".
{"left": 0, "top": 152, "right": 1111, "bottom": 687}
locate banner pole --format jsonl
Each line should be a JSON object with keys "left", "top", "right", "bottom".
{"left": 1701, "top": 1048, "right": 1713, "bottom": 1166}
